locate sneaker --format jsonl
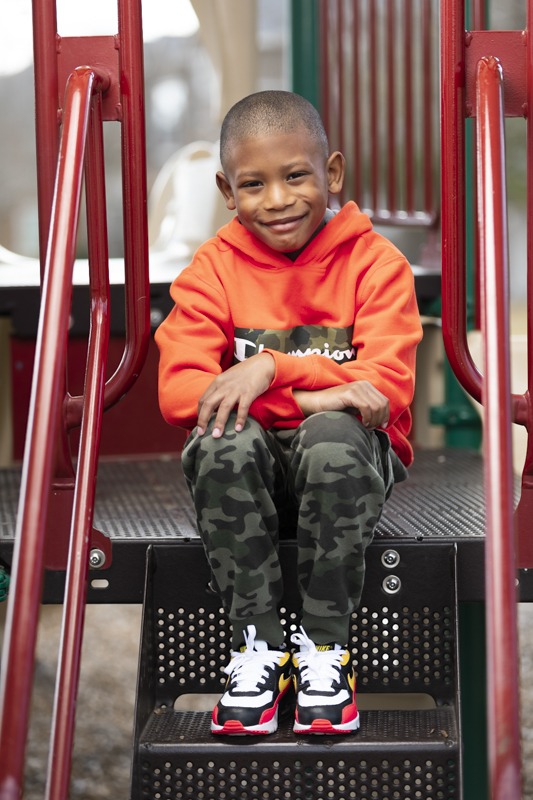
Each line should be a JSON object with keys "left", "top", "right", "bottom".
{"left": 291, "top": 627, "right": 360, "bottom": 734}
{"left": 211, "top": 624, "right": 292, "bottom": 735}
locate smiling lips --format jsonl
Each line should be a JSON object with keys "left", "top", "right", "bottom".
{"left": 263, "top": 215, "right": 304, "bottom": 232}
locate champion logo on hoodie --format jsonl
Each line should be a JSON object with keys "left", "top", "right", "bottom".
{"left": 233, "top": 325, "right": 357, "bottom": 365}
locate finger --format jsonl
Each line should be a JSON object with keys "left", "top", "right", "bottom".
{"left": 196, "top": 401, "right": 215, "bottom": 436}
{"left": 210, "top": 399, "right": 236, "bottom": 438}
{"left": 197, "top": 390, "right": 222, "bottom": 435}
{"left": 234, "top": 396, "right": 253, "bottom": 432}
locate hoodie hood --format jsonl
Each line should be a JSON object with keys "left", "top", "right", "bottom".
{"left": 216, "top": 201, "right": 374, "bottom": 269}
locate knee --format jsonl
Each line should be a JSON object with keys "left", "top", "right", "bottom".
{"left": 298, "top": 411, "right": 372, "bottom": 456}
{"left": 182, "top": 415, "right": 272, "bottom": 478}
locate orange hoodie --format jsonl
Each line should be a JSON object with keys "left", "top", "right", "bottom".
{"left": 156, "top": 201, "right": 422, "bottom": 465}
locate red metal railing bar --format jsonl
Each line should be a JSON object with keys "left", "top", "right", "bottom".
{"left": 441, "top": 0, "right": 484, "bottom": 402}
{"left": 0, "top": 66, "right": 108, "bottom": 800}
{"left": 386, "top": 0, "right": 397, "bottom": 214}
{"left": 403, "top": 0, "right": 414, "bottom": 215}
{"left": 422, "top": 0, "right": 434, "bottom": 216}
{"left": 32, "top": 1, "right": 79, "bottom": 533}
{"left": 442, "top": 0, "right": 532, "bottom": 570}
{"left": 319, "top": 0, "right": 331, "bottom": 151}
{"left": 336, "top": 0, "right": 345, "bottom": 166}
{"left": 45, "top": 88, "right": 111, "bottom": 800}
{"left": 352, "top": 0, "right": 361, "bottom": 202}
{"left": 105, "top": 0, "right": 150, "bottom": 405}
{"left": 65, "top": 0, "right": 150, "bottom": 425}
{"left": 441, "top": 0, "right": 529, "bottom": 422}
{"left": 476, "top": 55, "right": 522, "bottom": 799}
{"left": 514, "top": 0, "right": 533, "bottom": 567}
{"left": 32, "top": 0, "right": 60, "bottom": 268}
{"left": 369, "top": 1, "right": 379, "bottom": 212}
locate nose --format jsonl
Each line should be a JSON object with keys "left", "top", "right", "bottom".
{"left": 264, "top": 180, "right": 293, "bottom": 211}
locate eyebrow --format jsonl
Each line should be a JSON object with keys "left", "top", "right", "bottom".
{"left": 234, "top": 160, "right": 313, "bottom": 181}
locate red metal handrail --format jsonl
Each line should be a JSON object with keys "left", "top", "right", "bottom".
{"left": 440, "top": 0, "right": 529, "bottom": 421}
{"left": 66, "top": 0, "right": 150, "bottom": 426}
{"left": 31, "top": 0, "right": 150, "bottom": 432}
{"left": 0, "top": 1, "right": 149, "bottom": 796}
{"left": 441, "top": 0, "right": 533, "bottom": 569}
{"left": 475, "top": 54, "right": 522, "bottom": 800}
{"left": 440, "top": 0, "right": 484, "bottom": 403}
{"left": 0, "top": 65, "right": 109, "bottom": 800}
{"left": 45, "top": 87, "right": 111, "bottom": 800}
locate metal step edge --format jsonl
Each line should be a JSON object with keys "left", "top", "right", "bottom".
{"left": 137, "top": 707, "right": 460, "bottom": 754}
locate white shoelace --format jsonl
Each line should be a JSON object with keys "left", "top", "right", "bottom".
{"left": 291, "top": 627, "right": 344, "bottom": 692}
{"left": 224, "top": 624, "right": 282, "bottom": 692}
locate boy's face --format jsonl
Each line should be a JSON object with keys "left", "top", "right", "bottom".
{"left": 216, "top": 128, "right": 344, "bottom": 253}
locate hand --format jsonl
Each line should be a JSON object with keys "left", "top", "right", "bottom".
{"left": 293, "top": 380, "right": 389, "bottom": 429}
{"left": 196, "top": 353, "right": 275, "bottom": 437}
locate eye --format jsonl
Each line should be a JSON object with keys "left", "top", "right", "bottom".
{"left": 287, "top": 171, "right": 307, "bottom": 182}
{"left": 241, "top": 179, "right": 262, "bottom": 189}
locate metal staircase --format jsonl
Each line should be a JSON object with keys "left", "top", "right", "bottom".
{"left": 132, "top": 540, "right": 461, "bottom": 800}
{"left": 0, "top": 449, "right": 483, "bottom": 800}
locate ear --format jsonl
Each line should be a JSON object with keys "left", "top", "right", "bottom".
{"left": 216, "top": 171, "right": 237, "bottom": 210}
{"left": 326, "top": 151, "right": 345, "bottom": 195}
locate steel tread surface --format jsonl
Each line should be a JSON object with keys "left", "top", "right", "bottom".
{"left": 0, "top": 448, "right": 487, "bottom": 543}
{"left": 139, "top": 706, "right": 459, "bottom": 751}
{"left": 134, "top": 708, "right": 461, "bottom": 799}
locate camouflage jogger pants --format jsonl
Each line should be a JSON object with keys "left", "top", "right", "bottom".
{"left": 181, "top": 411, "right": 407, "bottom": 648}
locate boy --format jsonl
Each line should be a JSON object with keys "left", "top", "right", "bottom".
{"left": 155, "top": 90, "right": 422, "bottom": 736}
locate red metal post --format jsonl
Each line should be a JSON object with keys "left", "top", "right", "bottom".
{"left": 32, "top": 0, "right": 60, "bottom": 265}
{"left": 66, "top": 0, "right": 150, "bottom": 424}
{"left": 386, "top": 0, "right": 397, "bottom": 214}
{"left": 336, "top": 0, "right": 345, "bottom": 162}
{"left": 45, "top": 88, "right": 111, "bottom": 800}
{"left": 351, "top": 0, "right": 361, "bottom": 202}
{"left": 441, "top": 0, "right": 484, "bottom": 403}
{"left": 32, "top": 0, "right": 79, "bottom": 575}
{"left": 369, "top": 0, "right": 379, "bottom": 212}
{"left": 422, "top": 0, "right": 434, "bottom": 217}
{"left": 476, "top": 55, "right": 522, "bottom": 800}
{"left": 319, "top": 0, "right": 331, "bottom": 147}
{"left": 0, "top": 1, "right": 149, "bottom": 796}
{"left": 514, "top": 0, "right": 533, "bottom": 566}
{"left": 403, "top": 0, "right": 414, "bottom": 215}
{"left": 0, "top": 65, "right": 107, "bottom": 800}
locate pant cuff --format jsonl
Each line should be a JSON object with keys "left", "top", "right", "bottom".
{"left": 300, "top": 612, "right": 352, "bottom": 647}
{"left": 230, "top": 610, "right": 285, "bottom": 650}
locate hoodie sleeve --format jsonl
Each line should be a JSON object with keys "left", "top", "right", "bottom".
{"left": 155, "top": 259, "right": 233, "bottom": 429}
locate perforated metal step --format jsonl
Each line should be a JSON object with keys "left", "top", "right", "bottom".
{"left": 131, "top": 543, "right": 462, "bottom": 800}
{"left": 137, "top": 709, "right": 460, "bottom": 800}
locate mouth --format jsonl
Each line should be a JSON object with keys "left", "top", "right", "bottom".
{"left": 262, "top": 215, "right": 304, "bottom": 233}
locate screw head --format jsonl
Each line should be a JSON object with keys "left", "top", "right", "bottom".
{"left": 382, "top": 575, "right": 401, "bottom": 595}
{"left": 89, "top": 548, "right": 106, "bottom": 569}
{"left": 381, "top": 549, "right": 400, "bottom": 569}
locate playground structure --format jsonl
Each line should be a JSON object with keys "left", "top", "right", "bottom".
{"left": 0, "top": 1, "right": 532, "bottom": 798}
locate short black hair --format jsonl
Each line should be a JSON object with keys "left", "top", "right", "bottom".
{"left": 220, "top": 90, "right": 329, "bottom": 169}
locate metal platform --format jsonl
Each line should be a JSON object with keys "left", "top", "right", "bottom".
{"left": 1, "top": 447, "right": 531, "bottom": 603}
